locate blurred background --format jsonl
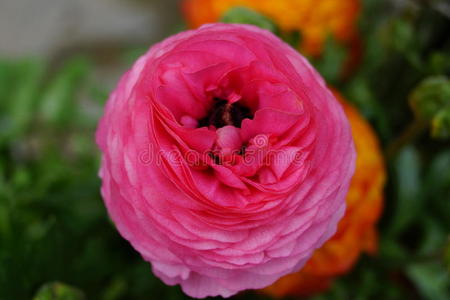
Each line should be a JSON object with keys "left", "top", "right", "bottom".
{"left": 0, "top": 0, "right": 449, "bottom": 299}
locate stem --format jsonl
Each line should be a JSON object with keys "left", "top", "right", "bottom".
{"left": 385, "top": 119, "right": 427, "bottom": 159}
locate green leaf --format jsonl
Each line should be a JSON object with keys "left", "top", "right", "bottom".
{"left": 419, "top": 218, "right": 447, "bottom": 257}
{"left": 101, "top": 277, "right": 127, "bottom": 300}
{"left": 423, "top": 151, "right": 450, "bottom": 228}
{"left": 311, "top": 35, "right": 347, "bottom": 84}
{"left": 427, "top": 52, "right": 450, "bottom": 75}
{"left": 388, "top": 146, "right": 422, "bottom": 236}
{"left": 39, "top": 57, "right": 90, "bottom": 127}
{"left": 0, "top": 60, "right": 15, "bottom": 105}
{"left": 345, "top": 78, "right": 391, "bottom": 139}
{"left": 382, "top": 18, "right": 422, "bottom": 69}
{"left": 444, "top": 241, "right": 450, "bottom": 273}
{"left": 221, "top": 7, "right": 277, "bottom": 33}
{"left": 3, "top": 60, "right": 46, "bottom": 140}
{"left": 122, "top": 47, "right": 147, "bottom": 65}
{"left": 280, "top": 30, "right": 302, "bottom": 49}
{"left": 89, "top": 85, "right": 109, "bottom": 105}
{"left": 379, "top": 238, "right": 409, "bottom": 264}
{"left": 33, "top": 282, "right": 85, "bottom": 300}
{"left": 354, "top": 269, "right": 378, "bottom": 299}
{"left": 0, "top": 198, "right": 10, "bottom": 241}
{"left": 406, "top": 262, "right": 449, "bottom": 300}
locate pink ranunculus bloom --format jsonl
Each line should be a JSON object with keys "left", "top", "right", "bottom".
{"left": 96, "top": 23, "right": 356, "bottom": 298}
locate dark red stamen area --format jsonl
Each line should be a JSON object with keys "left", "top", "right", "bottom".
{"left": 198, "top": 98, "right": 253, "bottom": 128}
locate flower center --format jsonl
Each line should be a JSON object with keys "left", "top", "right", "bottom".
{"left": 198, "top": 98, "right": 253, "bottom": 128}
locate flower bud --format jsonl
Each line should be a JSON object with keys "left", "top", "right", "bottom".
{"left": 409, "top": 76, "right": 450, "bottom": 122}
{"left": 432, "top": 106, "right": 450, "bottom": 139}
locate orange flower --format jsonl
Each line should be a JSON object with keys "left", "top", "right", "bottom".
{"left": 182, "top": 0, "right": 360, "bottom": 57}
{"left": 262, "top": 90, "right": 386, "bottom": 298}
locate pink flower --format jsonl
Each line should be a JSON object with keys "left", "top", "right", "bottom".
{"left": 96, "top": 23, "right": 355, "bottom": 298}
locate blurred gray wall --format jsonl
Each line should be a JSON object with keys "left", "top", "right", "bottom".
{"left": 0, "top": 0, "right": 181, "bottom": 57}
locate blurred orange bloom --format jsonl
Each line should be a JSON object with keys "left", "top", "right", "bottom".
{"left": 262, "top": 90, "right": 386, "bottom": 298}
{"left": 182, "top": 0, "right": 360, "bottom": 57}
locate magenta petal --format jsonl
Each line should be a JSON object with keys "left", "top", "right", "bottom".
{"left": 241, "top": 108, "right": 301, "bottom": 142}
{"left": 216, "top": 126, "right": 242, "bottom": 151}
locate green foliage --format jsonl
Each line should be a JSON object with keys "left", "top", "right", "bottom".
{"left": 0, "top": 58, "right": 168, "bottom": 300}
{"left": 1, "top": 0, "right": 449, "bottom": 300}
{"left": 221, "top": 7, "right": 277, "bottom": 33}
{"left": 33, "top": 282, "right": 85, "bottom": 300}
